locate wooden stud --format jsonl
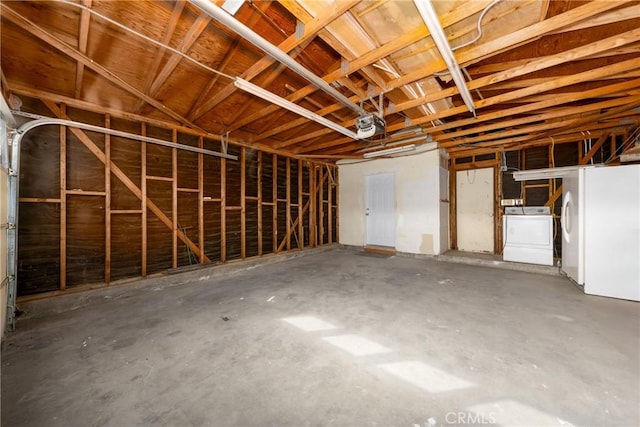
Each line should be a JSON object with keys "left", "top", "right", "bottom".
{"left": 277, "top": 197, "right": 312, "bottom": 253}
{"left": 60, "top": 104, "right": 67, "bottom": 291}
{"left": 286, "top": 157, "right": 291, "bottom": 251}
{"left": 241, "top": 147, "right": 246, "bottom": 259}
{"left": 298, "top": 159, "right": 303, "bottom": 249}
{"left": 198, "top": 136, "right": 204, "bottom": 263}
{"left": 19, "top": 198, "right": 61, "bottom": 203}
{"left": 172, "top": 129, "right": 178, "bottom": 269}
{"left": 146, "top": 175, "right": 174, "bottom": 182}
{"left": 221, "top": 155, "right": 226, "bottom": 262}
{"left": 449, "top": 160, "right": 457, "bottom": 250}
{"left": 327, "top": 166, "right": 333, "bottom": 244}
{"left": 141, "top": 123, "right": 147, "bottom": 277}
{"left": 111, "top": 210, "right": 143, "bottom": 214}
{"left": 257, "top": 152, "right": 263, "bottom": 256}
{"left": 319, "top": 167, "right": 325, "bottom": 245}
{"left": 335, "top": 166, "right": 340, "bottom": 244}
{"left": 105, "top": 114, "right": 111, "bottom": 284}
{"left": 43, "top": 101, "right": 211, "bottom": 266}
{"left": 65, "top": 190, "right": 107, "bottom": 196}
{"left": 493, "top": 158, "right": 501, "bottom": 254}
{"left": 272, "top": 154, "right": 278, "bottom": 253}
{"left": 309, "top": 163, "right": 316, "bottom": 247}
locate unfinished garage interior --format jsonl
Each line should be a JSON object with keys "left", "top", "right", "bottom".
{"left": 1, "top": 0, "right": 639, "bottom": 425}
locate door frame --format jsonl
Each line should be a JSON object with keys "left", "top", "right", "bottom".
{"left": 364, "top": 172, "right": 395, "bottom": 248}
{"left": 449, "top": 156, "right": 500, "bottom": 253}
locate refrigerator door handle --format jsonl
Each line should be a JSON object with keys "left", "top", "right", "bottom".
{"left": 561, "top": 191, "right": 572, "bottom": 243}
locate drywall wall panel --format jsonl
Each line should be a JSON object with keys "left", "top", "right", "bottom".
{"left": 339, "top": 147, "right": 447, "bottom": 255}
{"left": 456, "top": 168, "right": 494, "bottom": 253}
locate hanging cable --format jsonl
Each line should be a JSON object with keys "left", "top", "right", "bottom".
{"left": 451, "top": 0, "right": 501, "bottom": 52}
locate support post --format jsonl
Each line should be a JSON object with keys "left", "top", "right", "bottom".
{"left": 105, "top": 114, "right": 111, "bottom": 283}
{"left": 60, "top": 105, "right": 67, "bottom": 290}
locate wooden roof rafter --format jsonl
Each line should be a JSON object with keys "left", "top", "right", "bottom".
{"left": 133, "top": 0, "right": 186, "bottom": 113}
{"left": 312, "top": 43, "right": 640, "bottom": 154}
{"left": 188, "top": 0, "right": 360, "bottom": 122}
{"left": 0, "top": 2, "right": 202, "bottom": 129}
{"left": 261, "top": 2, "right": 637, "bottom": 153}
{"left": 74, "top": 0, "right": 92, "bottom": 99}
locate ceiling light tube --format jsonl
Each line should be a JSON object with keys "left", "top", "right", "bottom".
{"left": 363, "top": 144, "right": 416, "bottom": 158}
{"left": 414, "top": 0, "right": 476, "bottom": 115}
{"left": 189, "top": 0, "right": 367, "bottom": 116}
{"left": 234, "top": 77, "right": 359, "bottom": 140}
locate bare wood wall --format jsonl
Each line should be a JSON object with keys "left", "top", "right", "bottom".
{"left": 17, "top": 98, "right": 338, "bottom": 297}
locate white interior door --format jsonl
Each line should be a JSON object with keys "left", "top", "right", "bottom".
{"left": 456, "top": 168, "right": 494, "bottom": 253}
{"left": 365, "top": 173, "right": 395, "bottom": 247}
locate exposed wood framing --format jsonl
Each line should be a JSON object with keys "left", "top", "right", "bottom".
{"left": 104, "top": 114, "right": 111, "bottom": 283}
{"left": 172, "top": 129, "right": 178, "bottom": 268}
{"left": 257, "top": 152, "right": 263, "bottom": 256}
{"left": 241, "top": 147, "right": 246, "bottom": 259}
{"left": 221, "top": 155, "right": 227, "bottom": 262}
{"left": 134, "top": 0, "right": 186, "bottom": 112}
{"left": 74, "top": 0, "right": 92, "bottom": 99}
{"left": 198, "top": 136, "right": 204, "bottom": 260}
{"left": 272, "top": 154, "right": 278, "bottom": 253}
{"left": 141, "top": 123, "right": 147, "bottom": 277}
{"left": 0, "top": 4, "right": 203, "bottom": 129}
{"left": 60, "top": 105, "right": 67, "bottom": 290}
{"left": 190, "top": 0, "right": 360, "bottom": 121}
{"left": 16, "top": 100, "right": 338, "bottom": 297}
{"left": 43, "top": 101, "right": 211, "bottom": 263}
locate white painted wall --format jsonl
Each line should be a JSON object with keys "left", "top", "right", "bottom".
{"left": 338, "top": 146, "right": 449, "bottom": 255}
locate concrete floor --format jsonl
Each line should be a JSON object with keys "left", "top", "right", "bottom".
{"left": 2, "top": 247, "right": 639, "bottom": 427}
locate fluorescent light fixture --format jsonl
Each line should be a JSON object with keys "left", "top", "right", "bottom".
{"left": 233, "top": 77, "right": 359, "bottom": 140}
{"left": 220, "top": 0, "right": 243, "bottom": 15}
{"left": 189, "top": 0, "right": 366, "bottom": 116}
{"left": 512, "top": 165, "right": 603, "bottom": 181}
{"left": 357, "top": 135, "right": 429, "bottom": 154}
{"left": 414, "top": 0, "right": 476, "bottom": 115}
{"left": 363, "top": 144, "right": 416, "bottom": 158}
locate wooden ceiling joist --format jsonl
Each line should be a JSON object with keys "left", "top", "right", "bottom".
{"left": 74, "top": 0, "right": 92, "bottom": 99}
{"left": 0, "top": 3, "right": 201, "bottom": 129}
{"left": 1, "top": 0, "right": 637, "bottom": 159}
{"left": 188, "top": 0, "right": 360, "bottom": 122}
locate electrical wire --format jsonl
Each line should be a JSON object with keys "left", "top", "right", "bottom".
{"left": 433, "top": 0, "right": 501, "bottom": 77}
{"left": 450, "top": 0, "right": 501, "bottom": 52}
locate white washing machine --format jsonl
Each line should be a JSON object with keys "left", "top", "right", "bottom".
{"left": 502, "top": 207, "right": 554, "bottom": 266}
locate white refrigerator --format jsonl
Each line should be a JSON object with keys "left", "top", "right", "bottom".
{"left": 561, "top": 164, "right": 640, "bottom": 301}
